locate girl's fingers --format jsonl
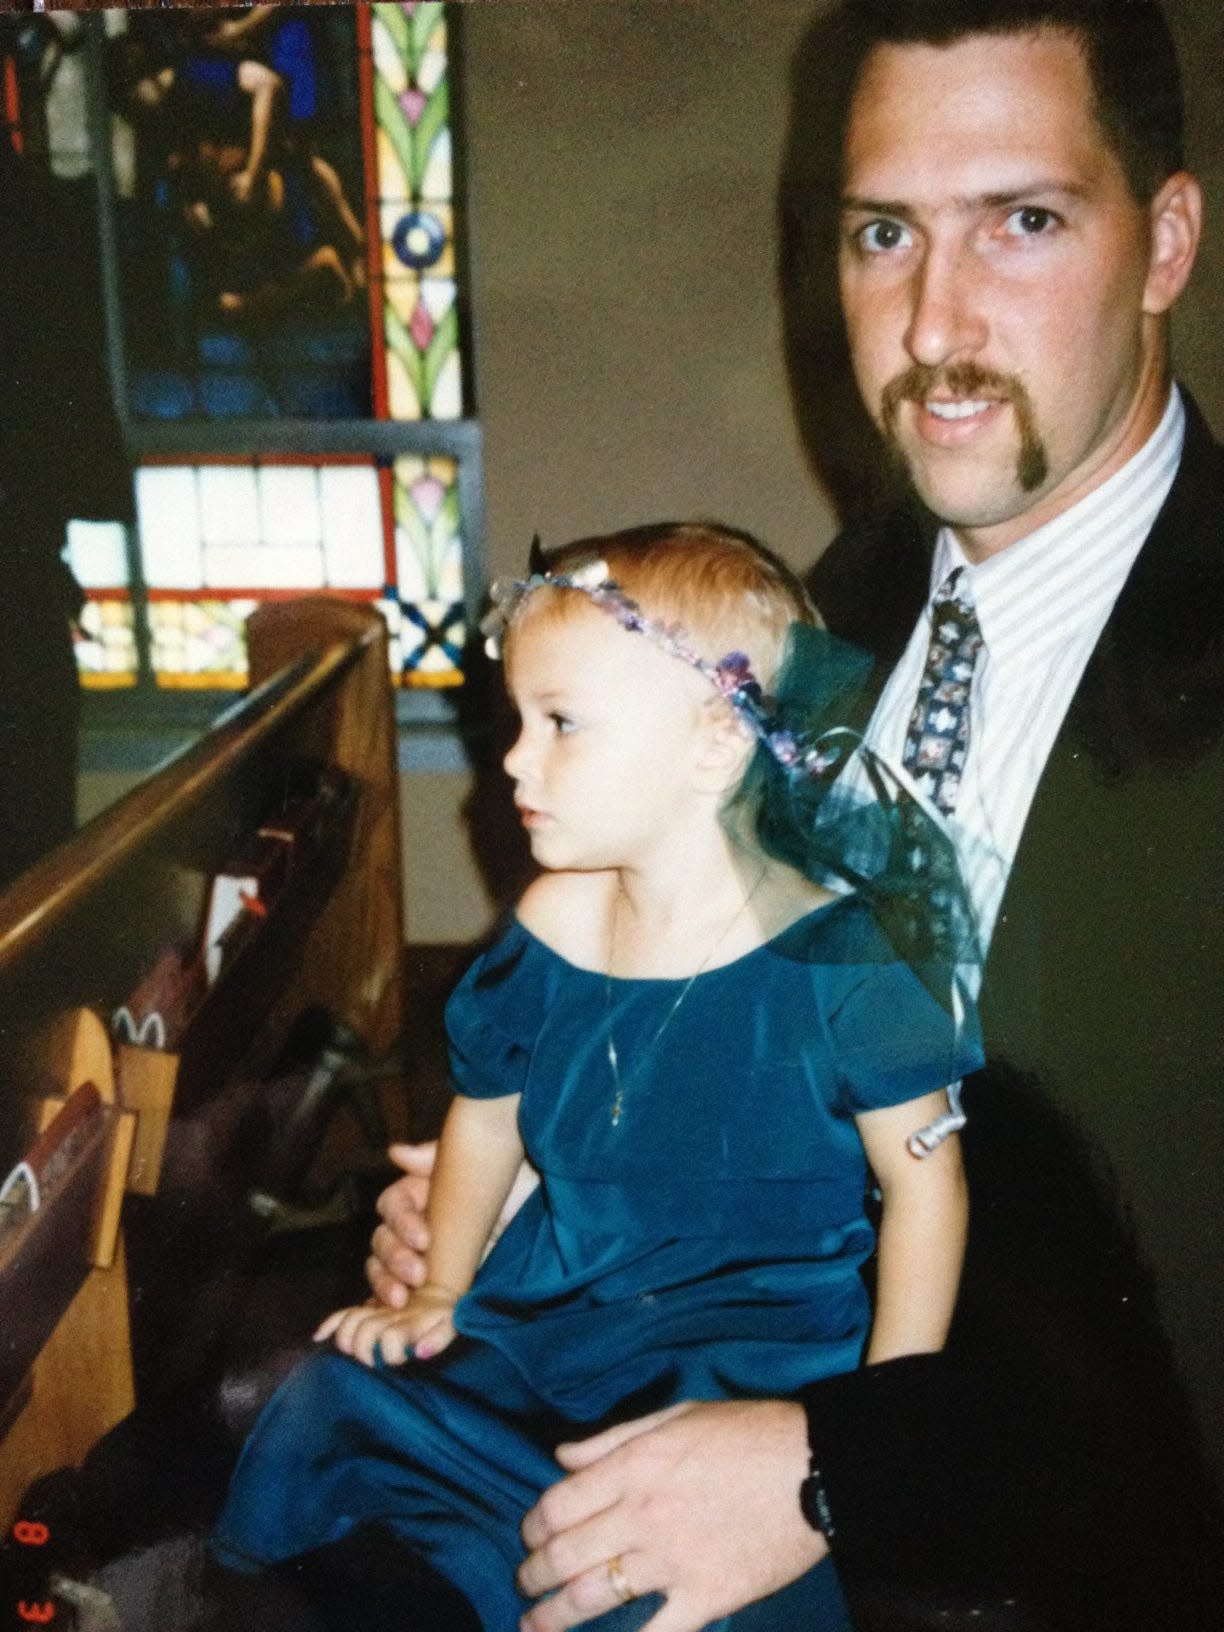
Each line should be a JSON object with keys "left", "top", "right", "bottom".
{"left": 312, "top": 1306, "right": 347, "bottom": 1342}
{"left": 414, "top": 1313, "right": 456, "bottom": 1360}
{"left": 315, "top": 1302, "right": 377, "bottom": 1352}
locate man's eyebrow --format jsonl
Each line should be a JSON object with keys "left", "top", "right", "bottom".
{"left": 840, "top": 181, "right": 1092, "bottom": 216}
{"left": 840, "top": 194, "right": 916, "bottom": 219}
{"left": 975, "top": 181, "right": 1092, "bottom": 208}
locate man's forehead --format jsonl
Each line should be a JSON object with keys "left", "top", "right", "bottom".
{"left": 842, "top": 29, "right": 1115, "bottom": 201}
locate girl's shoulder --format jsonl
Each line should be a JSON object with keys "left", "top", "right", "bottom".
{"left": 514, "top": 869, "right": 616, "bottom": 971}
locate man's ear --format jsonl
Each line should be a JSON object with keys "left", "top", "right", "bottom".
{"left": 1144, "top": 170, "right": 1202, "bottom": 315}
{"left": 692, "top": 698, "right": 755, "bottom": 795}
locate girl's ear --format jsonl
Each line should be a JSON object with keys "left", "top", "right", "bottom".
{"left": 692, "top": 698, "right": 755, "bottom": 795}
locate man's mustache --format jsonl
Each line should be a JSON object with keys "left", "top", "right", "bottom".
{"left": 880, "top": 363, "right": 1048, "bottom": 493}
{"left": 882, "top": 363, "right": 1025, "bottom": 431}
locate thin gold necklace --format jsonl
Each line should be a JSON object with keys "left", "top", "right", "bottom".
{"left": 605, "top": 868, "right": 767, "bottom": 1127}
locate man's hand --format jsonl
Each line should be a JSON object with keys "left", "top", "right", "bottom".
{"left": 365, "top": 1141, "right": 538, "bottom": 1308}
{"left": 516, "top": 1399, "right": 827, "bottom": 1632}
{"left": 366, "top": 1142, "right": 438, "bottom": 1307}
{"left": 314, "top": 1284, "right": 458, "bottom": 1366}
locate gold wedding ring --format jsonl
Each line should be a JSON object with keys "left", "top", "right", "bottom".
{"left": 606, "top": 1555, "right": 635, "bottom": 1605}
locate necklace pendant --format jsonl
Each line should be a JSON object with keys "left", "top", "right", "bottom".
{"left": 610, "top": 1090, "right": 623, "bottom": 1127}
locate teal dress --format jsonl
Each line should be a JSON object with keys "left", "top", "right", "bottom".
{"left": 215, "top": 894, "right": 980, "bottom": 1630}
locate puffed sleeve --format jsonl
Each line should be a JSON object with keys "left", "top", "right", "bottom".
{"left": 444, "top": 918, "right": 553, "bottom": 1100}
{"left": 827, "top": 955, "right": 983, "bottom": 1115}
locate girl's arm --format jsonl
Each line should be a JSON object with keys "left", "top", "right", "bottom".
{"left": 425, "top": 1092, "right": 526, "bottom": 1302}
{"left": 316, "top": 1092, "right": 524, "bottom": 1367}
{"left": 855, "top": 1088, "right": 968, "bottom": 1364}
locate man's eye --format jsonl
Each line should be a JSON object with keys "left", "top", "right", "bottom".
{"left": 856, "top": 219, "right": 911, "bottom": 254}
{"left": 1004, "top": 205, "right": 1059, "bottom": 237}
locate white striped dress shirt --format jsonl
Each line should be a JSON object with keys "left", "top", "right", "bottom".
{"left": 862, "top": 385, "right": 1186, "bottom": 953}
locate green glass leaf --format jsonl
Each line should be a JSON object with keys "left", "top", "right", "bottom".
{"left": 375, "top": 2, "right": 413, "bottom": 66}
{"left": 422, "top": 302, "right": 458, "bottom": 411}
{"left": 413, "top": 3, "right": 447, "bottom": 66}
{"left": 385, "top": 305, "right": 425, "bottom": 406}
{"left": 413, "top": 77, "right": 450, "bottom": 192}
{"left": 374, "top": 76, "right": 417, "bottom": 198}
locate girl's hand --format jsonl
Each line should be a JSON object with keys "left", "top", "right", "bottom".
{"left": 314, "top": 1285, "right": 459, "bottom": 1367}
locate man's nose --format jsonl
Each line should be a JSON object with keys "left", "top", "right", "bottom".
{"left": 903, "top": 243, "right": 988, "bottom": 368}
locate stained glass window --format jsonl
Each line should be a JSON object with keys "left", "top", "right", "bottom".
{"left": 367, "top": 1, "right": 463, "bottom": 420}
{"left": 1, "top": 4, "right": 479, "bottom": 707}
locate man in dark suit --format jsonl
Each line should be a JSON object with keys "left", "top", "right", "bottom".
{"left": 369, "top": 4, "right": 1223, "bottom": 1627}
{"left": 0, "top": 130, "right": 131, "bottom": 888}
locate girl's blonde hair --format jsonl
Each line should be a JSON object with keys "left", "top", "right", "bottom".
{"left": 519, "top": 521, "right": 818, "bottom": 690}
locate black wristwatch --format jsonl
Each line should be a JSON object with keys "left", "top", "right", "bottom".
{"left": 799, "top": 1453, "right": 836, "bottom": 1541}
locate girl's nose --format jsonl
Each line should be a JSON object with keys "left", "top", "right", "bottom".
{"left": 503, "top": 729, "right": 529, "bottom": 781}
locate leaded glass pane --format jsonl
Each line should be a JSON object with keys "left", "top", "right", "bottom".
{"left": 259, "top": 466, "right": 323, "bottom": 549}
{"left": 203, "top": 543, "right": 327, "bottom": 591}
{"left": 137, "top": 466, "right": 205, "bottom": 589}
{"left": 320, "top": 466, "right": 385, "bottom": 587}
{"left": 76, "top": 599, "right": 138, "bottom": 687}
{"left": 198, "top": 466, "right": 261, "bottom": 546}
{"left": 150, "top": 597, "right": 256, "bottom": 689}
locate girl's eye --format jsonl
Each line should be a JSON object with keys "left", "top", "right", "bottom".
{"left": 548, "top": 713, "right": 575, "bottom": 735}
{"left": 855, "top": 218, "right": 912, "bottom": 255}
{"left": 1004, "top": 205, "right": 1059, "bottom": 237}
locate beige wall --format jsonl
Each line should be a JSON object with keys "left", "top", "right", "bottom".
{"left": 463, "top": 0, "right": 841, "bottom": 579}
{"left": 80, "top": 0, "right": 1224, "bottom": 944}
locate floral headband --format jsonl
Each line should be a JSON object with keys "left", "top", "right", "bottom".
{"left": 480, "top": 549, "right": 842, "bottom": 780}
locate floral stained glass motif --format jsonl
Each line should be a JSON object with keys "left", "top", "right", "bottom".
{"left": 390, "top": 453, "right": 465, "bottom": 684}
{"left": 367, "top": 3, "right": 462, "bottom": 420}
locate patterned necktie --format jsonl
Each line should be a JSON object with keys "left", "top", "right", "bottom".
{"left": 899, "top": 570, "right": 981, "bottom": 1153}
{"left": 902, "top": 567, "right": 983, "bottom": 815}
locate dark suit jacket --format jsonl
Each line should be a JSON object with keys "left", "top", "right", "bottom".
{"left": 0, "top": 152, "right": 132, "bottom": 886}
{"left": 801, "top": 393, "right": 1224, "bottom": 1631}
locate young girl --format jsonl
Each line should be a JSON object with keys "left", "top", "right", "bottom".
{"left": 214, "top": 523, "right": 980, "bottom": 1631}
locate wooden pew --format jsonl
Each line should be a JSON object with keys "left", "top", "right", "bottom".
{"left": 0, "top": 598, "right": 404, "bottom": 1527}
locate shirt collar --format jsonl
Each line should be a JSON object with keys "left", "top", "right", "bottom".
{"left": 929, "top": 385, "right": 1185, "bottom": 669}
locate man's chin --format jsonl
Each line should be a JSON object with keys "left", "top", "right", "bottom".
{"left": 899, "top": 454, "right": 1042, "bottom": 536}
